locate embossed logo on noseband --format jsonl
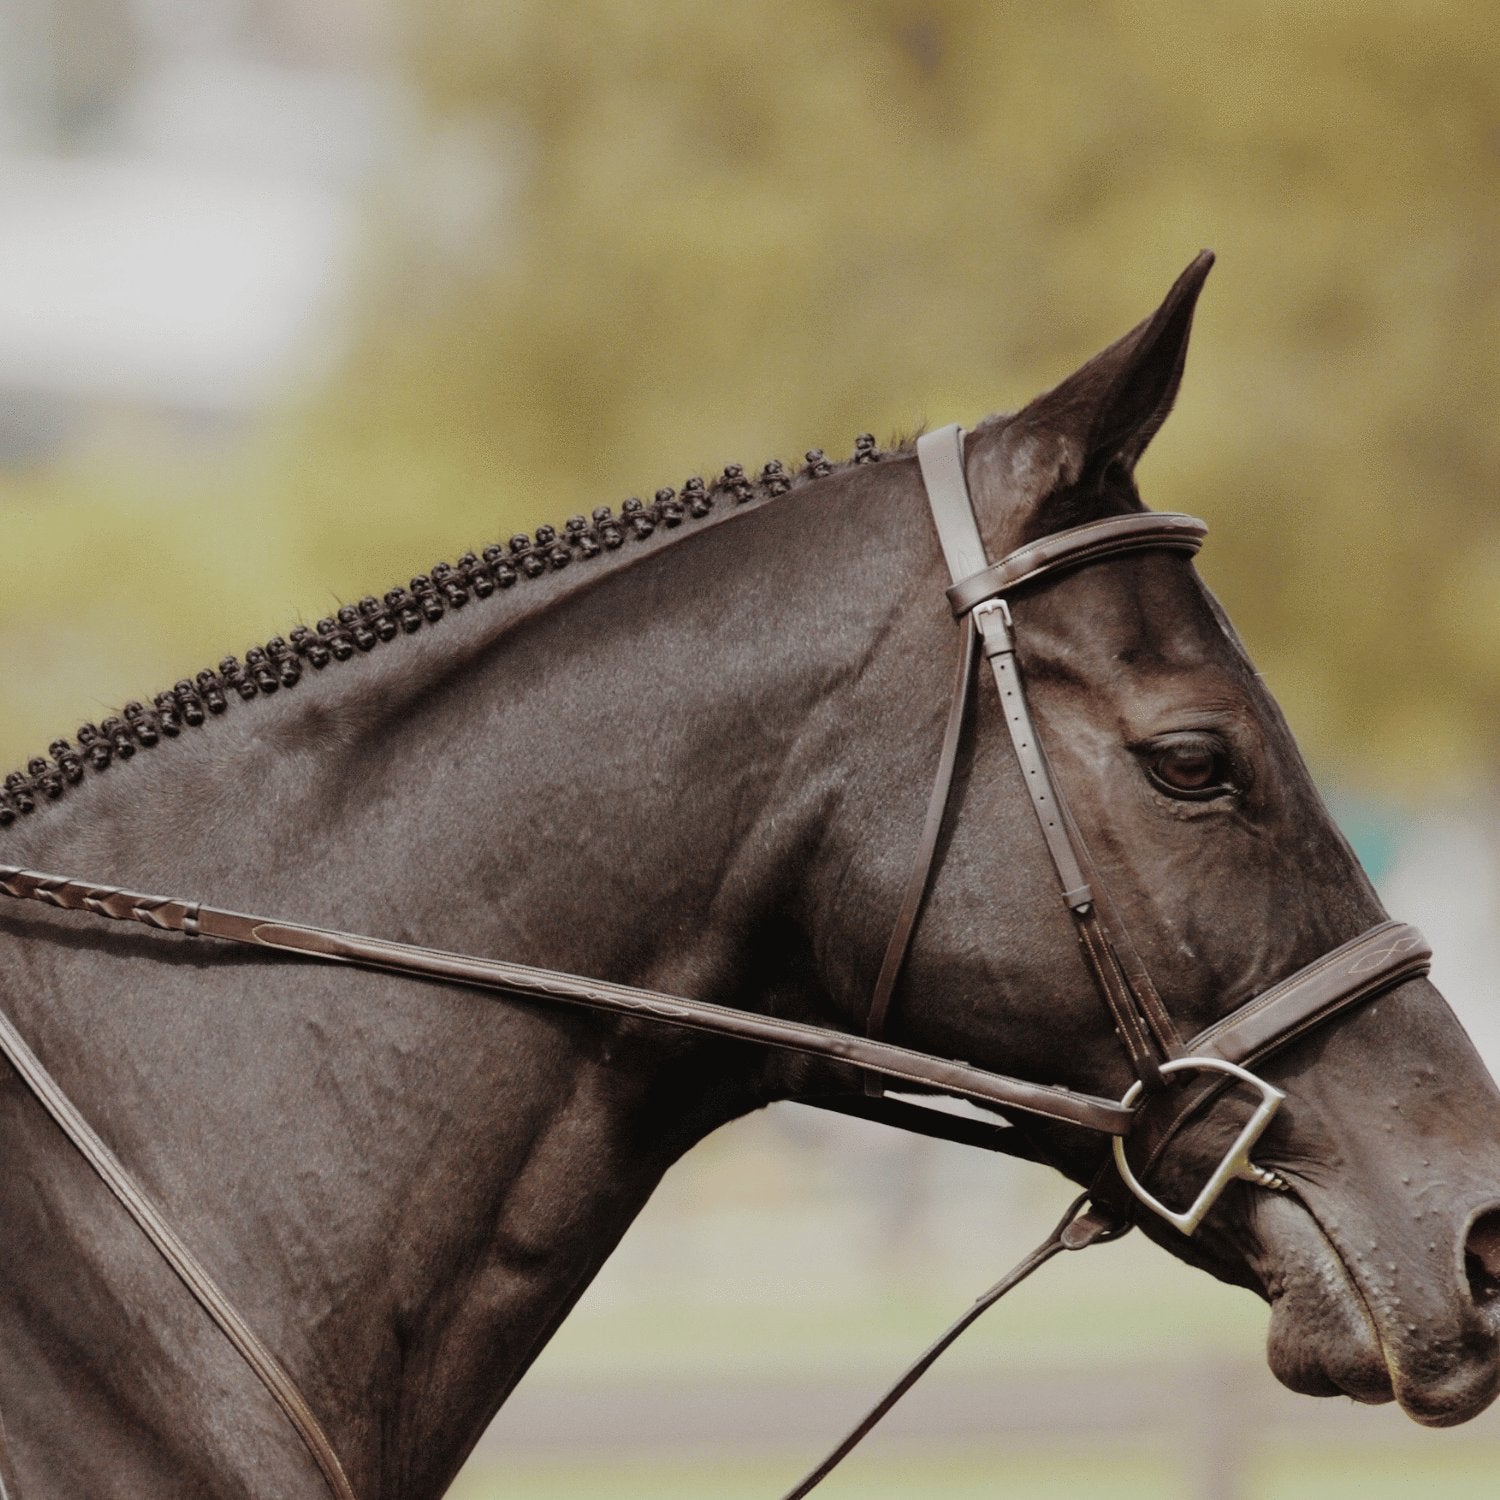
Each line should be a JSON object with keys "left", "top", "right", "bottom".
{"left": 1348, "top": 932, "right": 1423, "bottom": 975}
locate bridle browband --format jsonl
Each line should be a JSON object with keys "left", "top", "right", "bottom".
{"left": 0, "top": 424, "right": 1432, "bottom": 1499}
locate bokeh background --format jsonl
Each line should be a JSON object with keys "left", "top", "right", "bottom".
{"left": 3, "top": 3, "right": 1500, "bottom": 1497}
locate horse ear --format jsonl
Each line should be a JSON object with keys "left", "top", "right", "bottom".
{"left": 976, "top": 251, "right": 1214, "bottom": 530}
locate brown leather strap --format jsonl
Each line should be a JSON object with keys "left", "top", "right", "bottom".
{"left": 962, "top": 544, "right": 1187, "bottom": 1059}
{"left": 917, "top": 423, "right": 992, "bottom": 583}
{"left": 1119, "top": 922, "right": 1433, "bottom": 1218}
{"left": 863, "top": 431, "right": 1195, "bottom": 1095}
{"left": 1055, "top": 820, "right": 1184, "bottom": 1061}
{"left": 0, "top": 1002, "right": 357, "bottom": 1500}
{"left": 970, "top": 602, "right": 1178, "bottom": 1077}
{"left": 863, "top": 611, "right": 978, "bottom": 1091}
{"left": 920, "top": 427, "right": 1180, "bottom": 1088}
{"left": 946, "top": 512, "right": 1207, "bottom": 617}
{"left": 972, "top": 603, "right": 1093, "bottom": 909}
{"left": 0, "top": 868, "right": 1134, "bottom": 1135}
{"left": 1073, "top": 904, "right": 1168, "bottom": 1088}
{"left": 1184, "top": 921, "right": 1431, "bottom": 1067}
{"left": 776, "top": 1192, "right": 1125, "bottom": 1499}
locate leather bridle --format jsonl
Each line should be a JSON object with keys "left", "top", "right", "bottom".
{"left": 864, "top": 427, "right": 1431, "bottom": 1217}
{"left": 0, "top": 424, "right": 1433, "bottom": 1498}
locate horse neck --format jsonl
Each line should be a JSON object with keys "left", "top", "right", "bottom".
{"left": 0, "top": 464, "right": 921, "bottom": 1498}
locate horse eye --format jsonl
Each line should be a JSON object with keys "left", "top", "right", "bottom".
{"left": 1144, "top": 734, "right": 1236, "bottom": 799}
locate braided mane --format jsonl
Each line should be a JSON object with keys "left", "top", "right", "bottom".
{"left": 0, "top": 434, "right": 892, "bottom": 828}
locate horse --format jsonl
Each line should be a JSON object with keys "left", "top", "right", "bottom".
{"left": 2, "top": 252, "right": 1499, "bottom": 1500}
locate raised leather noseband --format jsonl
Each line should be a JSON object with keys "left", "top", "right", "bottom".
{"left": 1187, "top": 919, "right": 1431, "bottom": 1069}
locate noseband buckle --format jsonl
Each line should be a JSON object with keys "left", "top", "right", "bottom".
{"left": 1113, "top": 1056, "right": 1286, "bottom": 1235}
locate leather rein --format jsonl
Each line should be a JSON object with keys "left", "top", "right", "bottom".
{"left": 0, "top": 425, "right": 1432, "bottom": 1499}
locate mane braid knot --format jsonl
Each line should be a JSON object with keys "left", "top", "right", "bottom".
{"left": 716, "top": 464, "right": 755, "bottom": 504}
{"left": 0, "top": 430, "right": 905, "bottom": 829}
{"left": 759, "top": 459, "right": 790, "bottom": 495}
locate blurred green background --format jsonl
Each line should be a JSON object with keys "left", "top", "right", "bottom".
{"left": 4, "top": 0, "right": 1500, "bottom": 789}
{"left": 2, "top": 3, "right": 1499, "bottom": 1497}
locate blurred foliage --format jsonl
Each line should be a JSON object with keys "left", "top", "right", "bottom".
{"left": 3, "top": 0, "right": 1500, "bottom": 791}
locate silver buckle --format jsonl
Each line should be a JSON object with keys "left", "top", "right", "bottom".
{"left": 971, "top": 596, "right": 1012, "bottom": 626}
{"left": 1112, "top": 1057, "right": 1286, "bottom": 1235}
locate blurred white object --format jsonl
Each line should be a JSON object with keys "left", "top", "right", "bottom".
{"left": 0, "top": 153, "right": 356, "bottom": 411}
{"left": 117, "top": 55, "right": 396, "bottom": 187}
{"left": 0, "top": 18, "right": 405, "bottom": 429}
{"left": 1379, "top": 803, "right": 1500, "bottom": 1071}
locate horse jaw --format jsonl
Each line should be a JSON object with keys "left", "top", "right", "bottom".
{"left": 1248, "top": 1189, "right": 1500, "bottom": 1425}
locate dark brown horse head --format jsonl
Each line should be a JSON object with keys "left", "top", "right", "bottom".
{"left": 823, "top": 254, "right": 1500, "bottom": 1425}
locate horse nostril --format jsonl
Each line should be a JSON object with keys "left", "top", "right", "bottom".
{"left": 1464, "top": 1209, "right": 1500, "bottom": 1308}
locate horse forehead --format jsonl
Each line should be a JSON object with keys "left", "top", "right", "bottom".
{"left": 1018, "top": 574, "right": 1278, "bottom": 745}
{"left": 1017, "top": 543, "right": 1209, "bottom": 627}
{"left": 1109, "top": 675, "right": 1261, "bottom": 743}
{"left": 1026, "top": 569, "right": 1250, "bottom": 690}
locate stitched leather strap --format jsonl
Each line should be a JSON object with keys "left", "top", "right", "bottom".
{"left": 972, "top": 604, "right": 1093, "bottom": 908}
{"left": 947, "top": 512, "right": 1206, "bottom": 616}
{"left": 973, "top": 603, "right": 1175, "bottom": 1079}
{"left": 1120, "top": 922, "right": 1433, "bottom": 1212}
{"left": 916, "top": 426, "right": 1186, "bottom": 1085}
{"left": 0, "top": 1003, "right": 357, "bottom": 1500}
{"left": 0, "top": 868, "right": 1134, "bottom": 1135}
{"left": 1184, "top": 921, "right": 1431, "bottom": 1066}
{"left": 1055, "top": 820, "right": 1185, "bottom": 1062}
